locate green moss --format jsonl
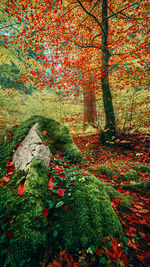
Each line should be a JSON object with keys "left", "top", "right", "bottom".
{"left": 56, "top": 174, "right": 123, "bottom": 251}
{"left": 118, "top": 169, "right": 138, "bottom": 181}
{"left": 88, "top": 164, "right": 115, "bottom": 177}
{"left": 0, "top": 150, "right": 127, "bottom": 265}
{"left": 61, "top": 143, "right": 82, "bottom": 163}
{"left": 0, "top": 161, "right": 124, "bottom": 265}
{"left": 88, "top": 164, "right": 141, "bottom": 182}
{"left": 0, "top": 158, "right": 50, "bottom": 266}
{"left": 132, "top": 164, "right": 150, "bottom": 173}
{"left": 105, "top": 186, "right": 133, "bottom": 211}
{"left": 116, "top": 181, "right": 150, "bottom": 192}
{"left": 0, "top": 115, "right": 82, "bottom": 176}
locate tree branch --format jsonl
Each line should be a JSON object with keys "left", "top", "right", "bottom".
{"left": 79, "top": 0, "right": 101, "bottom": 26}
{"left": 76, "top": 0, "right": 106, "bottom": 40}
{"left": 0, "top": 22, "right": 21, "bottom": 30}
{"left": 91, "top": 33, "right": 102, "bottom": 44}
{"left": 74, "top": 40, "right": 101, "bottom": 50}
{"left": 107, "top": 0, "right": 143, "bottom": 21}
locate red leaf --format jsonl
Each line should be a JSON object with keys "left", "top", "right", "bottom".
{"left": 117, "top": 186, "right": 123, "bottom": 192}
{"left": 94, "top": 248, "right": 104, "bottom": 256}
{"left": 64, "top": 252, "right": 73, "bottom": 263}
{"left": 42, "top": 130, "right": 48, "bottom": 136}
{"left": 128, "top": 239, "right": 139, "bottom": 249}
{"left": 125, "top": 227, "right": 136, "bottom": 237}
{"left": 138, "top": 208, "right": 149, "bottom": 214}
{"left": 6, "top": 161, "right": 14, "bottom": 167}
{"left": 56, "top": 165, "right": 62, "bottom": 173}
{"left": 43, "top": 208, "right": 49, "bottom": 217}
{"left": 99, "top": 174, "right": 106, "bottom": 178}
{"left": 0, "top": 180, "right": 4, "bottom": 187}
{"left": 106, "top": 238, "right": 123, "bottom": 260}
{"left": 68, "top": 182, "right": 75, "bottom": 186}
{"left": 111, "top": 198, "right": 121, "bottom": 209}
{"left": 48, "top": 175, "right": 54, "bottom": 190}
{"left": 143, "top": 216, "right": 150, "bottom": 223}
{"left": 57, "top": 188, "right": 65, "bottom": 197}
{"left": 18, "top": 184, "right": 25, "bottom": 196}
{"left": 2, "top": 176, "right": 10, "bottom": 183}
{"left": 139, "top": 232, "right": 149, "bottom": 240}
{"left": 64, "top": 205, "right": 68, "bottom": 211}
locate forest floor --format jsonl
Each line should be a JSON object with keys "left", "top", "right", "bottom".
{"left": 1, "top": 127, "right": 150, "bottom": 267}
{"left": 70, "top": 133, "right": 150, "bottom": 267}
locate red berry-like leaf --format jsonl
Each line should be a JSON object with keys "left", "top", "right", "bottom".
{"left": 43, "top": 208, "right": 49, "bottom": 217}
{"left": 18, "top": 184, "right": 25, "bottom": 196}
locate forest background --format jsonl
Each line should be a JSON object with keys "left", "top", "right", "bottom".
{"left": 0, "top": 0, "right": 149, "bottom": 139}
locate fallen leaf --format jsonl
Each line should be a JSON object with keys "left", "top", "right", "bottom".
{"left": 48, "top": 175, "right": 54, "bottom": 191}
{"left": 57, "top": 188, "right": 65, "bottom": 197}
{"left": 56, "top": 165, "right": 63, "bottom": 173}
{"left": 2, "top": 176, "right": 10, "bottom": 183}
{"left": 18, "top": 184, "right": 25, "bottom": 196}
{"left": 42, "top": 130, "right": 48, "bottom": 136}
{"left": 43, "top": 208, "right": 49, "bottom": 217}
{"left": 64, "top": 205, "right": 68, "bottom": 211}
{"left": 94, "top": 248, "right": 104, "bottom": 257}
{"left": 0, "top": 180, "right": 4, "bottom": 187}
{"left": 139, "top": 232, "right": 148, "bottom": 240}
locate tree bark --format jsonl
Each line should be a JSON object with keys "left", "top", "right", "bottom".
{"left": 83, "top": 74, "right": 97, "bottom": 128}
{"left": 100, "top": 0, "right": 116, "bottom": 145}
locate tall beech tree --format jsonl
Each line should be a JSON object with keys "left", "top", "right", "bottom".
{"left": 100, "top": 0, "right": 116, "bottom": 143}
{"left": 70, "top": 0, "right": 148, "bottom": 143}
{"left": 1, "top": 0, "right": 149, "bottom": 142}
{"left": 75, "top": 0, "right": 116, "bottom": 143}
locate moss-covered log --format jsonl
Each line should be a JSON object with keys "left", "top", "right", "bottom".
{"left": 114, "top": 181, "right": 150, "bottom": 192}
{"left": 0, "top": 115, "right": 82, "bottom": 177}
{"left": 56, "top": 174, "right": 123, "bottom": 251}
{"left": 88, "top": 163, "right": 147, "bottom": 182}
{"left": 105, "top": 185, "right": 133, "bottom": 211}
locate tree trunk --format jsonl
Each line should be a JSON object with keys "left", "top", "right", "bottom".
{"left": 100, "top": 0, "right": 116, "bottom": 145}
{"left": 83, "top": 74, "right": 97, "bottom": 129}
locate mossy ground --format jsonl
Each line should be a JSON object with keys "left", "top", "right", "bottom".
{"left": 88, "top": 162, "right": 149, "bottom": 183}
{"left": 0, "top": 156, "right": 125, "bottom": 266}
{"left": 0, "top": 159, "right": 50, "bottom": 266}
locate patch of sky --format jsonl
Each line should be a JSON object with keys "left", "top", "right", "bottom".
{"left": 60, "top": 41, "right": 68, "bottom": 47}
{"left": 132, "top": 3, "right": 138, "bottom": 11}
{"left": 128, "top": 33, "right": 134, "bottom": 39}
{"left": 109, "top": 47, "right": 115, "bottom": 53}
{"left": 146, "top": 44, "right": 150, "bottom": 52}
{"left": 45, "top": 68, "right": 53, "bottom": 77}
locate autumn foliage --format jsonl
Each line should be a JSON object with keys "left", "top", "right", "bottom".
{"left": 0, "top": 0, "right": 149, "bottom": 266}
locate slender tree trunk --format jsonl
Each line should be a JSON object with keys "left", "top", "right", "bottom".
{"left": 83, "top": 75, "right": 97, "bottom": 129}
{"left": 100, "top": 0, "right": 116, "bottom": 145}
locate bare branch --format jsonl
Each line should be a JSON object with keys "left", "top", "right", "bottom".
{"left": 107, "top": 0, "right": 143, "bottom": 21}
{"left": 76, "top": 0, "right": 106, "bottom": 39}
{"left": 0, "top": 22, "right": 21, "bottom": 30}
{"left": 79, "top": 0, "right": 101, "bottom": 26}
{"left": 75, "top": 40, "right": 101, "bottom": 50}
{"left": 91, "top": 33, "right": 102, "bottom": 44}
